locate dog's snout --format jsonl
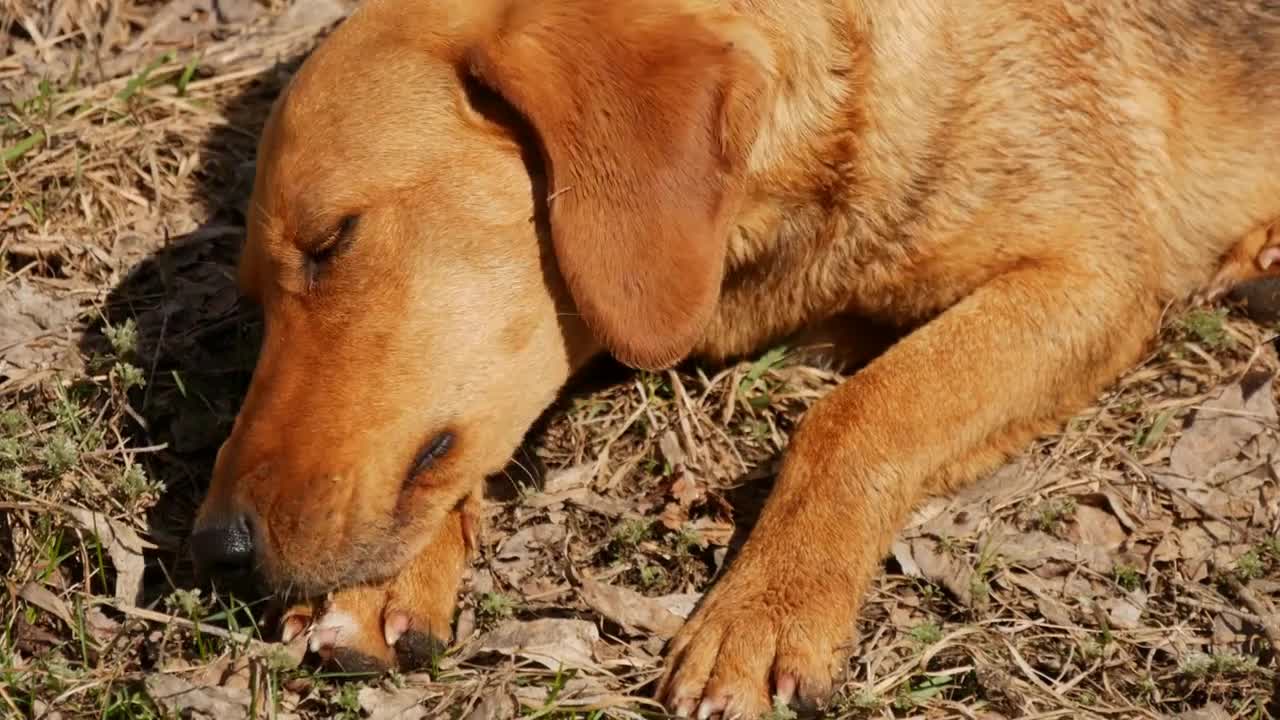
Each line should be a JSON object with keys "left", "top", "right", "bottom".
{"left": 190, "top": 512, "right": 256, "bottom": 577}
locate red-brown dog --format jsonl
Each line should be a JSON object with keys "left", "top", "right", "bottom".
{"left": 190, "top": 0, "right": 1280, "bottom": 716}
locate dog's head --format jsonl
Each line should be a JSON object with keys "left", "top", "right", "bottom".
{"left": 190, "top": 0, "right": 772, "bottom": 595}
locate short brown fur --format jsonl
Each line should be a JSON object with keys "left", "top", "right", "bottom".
{"left": 193, "top": 0, "right": 1280, "bottom": 715}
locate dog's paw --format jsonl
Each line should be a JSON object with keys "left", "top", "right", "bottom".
{"left": 657, "top": 584, "right": 849, "bottom": 719}
{"left": 279, "top": 507, "right": 474, "bottom": 674}
{"left": 281, "top": 579, "right": 453, "bottom": 674}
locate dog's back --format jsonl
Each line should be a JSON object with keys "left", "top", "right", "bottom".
{"left": 1099, "top": 0, "right": 1280, "bottom": 291}
{"left": 836, "top": 0, "right": 1280, "bottom": 305}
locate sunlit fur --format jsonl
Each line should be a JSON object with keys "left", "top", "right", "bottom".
{"left": 193, "top": 0, "right": 1279, "bottom": 714}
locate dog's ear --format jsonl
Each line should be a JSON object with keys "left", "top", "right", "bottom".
{"left": 468, "top": 0, "right": 770, "bottom": 370}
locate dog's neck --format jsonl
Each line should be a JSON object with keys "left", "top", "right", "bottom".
{"left": 693, "top": 0, "right": 964, "bottom": 363}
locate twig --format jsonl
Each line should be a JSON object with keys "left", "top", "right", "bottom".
{"left": 111, "top": 602, "right": 276, "bottom": 651}
{"left": 1224, "top": 576, "right": 1280, "bottom": 658}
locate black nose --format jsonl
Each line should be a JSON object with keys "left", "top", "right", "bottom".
{"left": 190, "top": 512, "right": 256, "bottom": 577}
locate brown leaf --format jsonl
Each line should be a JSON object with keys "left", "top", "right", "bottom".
{"left": 1064, "top": 503, "right": 1128, "bottom": 553}
{"left": 274, "top": 0, "right": 357, "bottom": 30}
{"left": 492, "top": 524, "right": 565, "bottom": 587}
{"left": 83, "top": 606, "right": 122, "bottom": 645}
{"left": 510, "top": 677, "right": 627, "bottom": 710}
{"left": 0, "top": 280, "right": 81, "bottom": 370}
{"left": 1170, "top": 702, "right": 1230, "bottom": 720}
{"left": 660, "top": 472, "right": 714, "bottom": 532}
{"left": 670, "top": 471, "right": 704, "bottom": 508}
{"left": 64, "top": 507, "right": 155, "bottom": 604}
{"left": 17, "top": 582, "right": 74, "bottom": 628}
{"left": 891, "top": 538, "right": 975, "bottom": 606}
{"left": 1102, "top": 590, "right": 1147, "bottom": 630}
{"left": 463, "top": 691, "right": 517, "bottom": 720}
{"left": 478, "top": 618, "right": 601, "bottom": 671}
{"left": 567, "top": 492, "right": 634, "bottom": 519}
{"left": 1169, "top": 376, "right": 1276, "bottom": 481}
{"left": 988, "top": 524, "right": 1114, "bottom": 575}
{"left": 1036, "top": 596, "right": 1074, "bottom": 626}
{"left": 685, "top": 516, "right": 734, "bottom": 547}
{"left": 579, "top": 577, "right": 698, "bottom": 639}
{"left": 658, "top": 502, "right": 688, "bottom": 532}
{"left": 358, "top": 687, "right": 429, "bottom": 720}
{"left": 145, "top": 674, "right": 299, "bottom": 720}
{"left": 542, "top": 463, "right": 593, "bottom": 494}
{"left": 192, "top": 654, "right": 253, "bottom": 690}
{"left": 659, "top": 430, "right": 686, "bottom": 469}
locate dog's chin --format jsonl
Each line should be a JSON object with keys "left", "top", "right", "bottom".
{"left": 261, "top": 538, "right": 414, "bottom": 601}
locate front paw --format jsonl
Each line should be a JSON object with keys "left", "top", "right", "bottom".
{"left": 280, "top": 506, "right": 475, "bottom": 674}
{"left": 658, "top": 583, "right": 851, "bottom": 718}
{"left": 280, "top": 579, "right": 454, "bottom": 674}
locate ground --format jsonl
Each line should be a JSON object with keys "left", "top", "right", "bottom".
{"left": 3, "top": 2, "right": 1280, "bottom": 719}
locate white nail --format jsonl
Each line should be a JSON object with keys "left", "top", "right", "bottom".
{"left": 280, "top": 618, "right": 303, "bottom": 644}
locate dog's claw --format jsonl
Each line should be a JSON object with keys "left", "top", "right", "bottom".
{"left": 384, "top": 610, "right": 411, "bottom": 647}
{"left": 774, "top": 673, "right": 796, "bottom": 706}
{"left": 280, "top": 611, "right": 311, "bottom": 644}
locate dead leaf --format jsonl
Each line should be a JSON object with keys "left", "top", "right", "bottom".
{"left": 275, "top": 0, "right": 356, "bottom": 30}
{"left": 891, "top": 538, "right": 976, "bottom": 606}
{"left": 64, "top": 507, "right": 155, "bottom": 604}
{"left": 542, "top": 463, "right": 593, "bottom": 494}
{"left": 492, "top": 524, "right": 565, "bottom": 587}
{"left": 18, "top": 582, "right": 74, "bottom": 628}
{"left": 84, "top": 606, "right": 122, "bottom": 645}
{"left": 1169, "top": 376, "right": 1276, "bottom": 481}
{"left": 192, "top": 654, "right": 253, "bottom": 690}
{"left": 212, "top": 0, "right": 260, "bottom": 24}
{"left": 988, "top": 525, "right": 1114, "bottom": 575}
{"left": 511, "top": 677, "right": 621, "bottom": 709}
{"left": 659, "top": 502, "right": 689, "bottom": 532}
{"left": 0, "top": 280, "right": 81, "bottom": 370}
{"left": 463, "top": 691, "right": 517, "bottom": 720}
{"left": 569, "top": 492, "right": 640, "bottom": 519}
{"left": 660, "top": 470, "right": 708, "bottom": 531}
{"left": 669, "top": 471, "right": 704, "bottom": 508}
{"left": 1170, "top": 702, "right": 1230, "bottom": 720}
{"left": 358, "top": 686, "right": 429, "bottom": 720}
{"left": 579, "top": 577, "right": 699, "bottom": 639}
{"left": 659, "top": 430, "right": 686, "bottom": 469}
{"left": 1212, "top": 612, "right": 1246, "bottom": 651}
{"left": 455, "top": 607, "right": 477, "bottom": 644}
{"left": 1064, "top": 503, "right": 1128, "bottom": 552}
{"left": 146, "top": 674, "right": 288, "bottom": 719}
{"left": 685, "top": 516, "right": 734, "bottom": 547}
{"left": 478, "top": 618, "right": 601, "bottom": 671}
{"left": 1102, "top": 590, "right": 1147, "bottom": 630}
{"left": 1036, "top": 596, "right": 1073, "bottom": 626}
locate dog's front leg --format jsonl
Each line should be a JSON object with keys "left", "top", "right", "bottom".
{"left": 658, "top": 259, "right": 1160, "bottom": 717}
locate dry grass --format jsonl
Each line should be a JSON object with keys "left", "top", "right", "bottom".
{"left": 3, "top": 2, "right": 1280, "bottom": 719}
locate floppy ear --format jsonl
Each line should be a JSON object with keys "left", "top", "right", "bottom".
{"left": 468, "top": 0, "right": 770, "bottom": 370}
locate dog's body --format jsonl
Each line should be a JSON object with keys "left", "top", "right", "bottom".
{"left": 701, "top": 1, "right": 1278, "bottom": 361}
{"left": 190, "top": 0, "right": 1280, "bottom": 716}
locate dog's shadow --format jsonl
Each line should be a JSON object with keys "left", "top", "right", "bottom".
{"left": 76, "top": 52, "right": 298, "bottom": 614}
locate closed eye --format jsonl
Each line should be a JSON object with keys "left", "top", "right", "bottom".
{"left": 408, "top": 431, "right": 456, "bottom": 484}
{"left": 305, "top": 214, "right": 359, "bottom": 288}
